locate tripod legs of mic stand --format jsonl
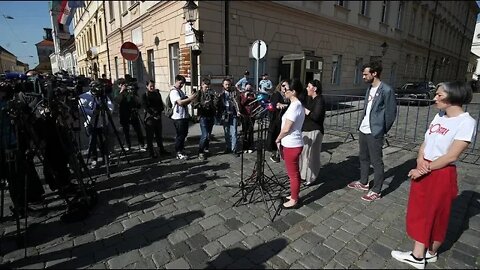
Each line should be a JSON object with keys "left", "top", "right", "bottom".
{"left": 233, "top": 117, "right": 284, "bottom": 221}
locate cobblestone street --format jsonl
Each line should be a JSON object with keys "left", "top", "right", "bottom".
{"left": 1, "top": 126, "right": 479, "bottom": 269}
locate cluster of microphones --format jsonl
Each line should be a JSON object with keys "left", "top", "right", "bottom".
{"left": 248, "top": 92, "right": 275, "bottom": 119}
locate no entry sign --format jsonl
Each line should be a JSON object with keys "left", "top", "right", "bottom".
{"left": 120, "top": 42, "right": 139, "bottom": 61}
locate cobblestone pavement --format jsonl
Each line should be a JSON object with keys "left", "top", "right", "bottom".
{"left": 1, "top": 125, "right": 479, "bottom": 269}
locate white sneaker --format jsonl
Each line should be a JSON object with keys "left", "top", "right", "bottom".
{"left": 138, "top": 145, "right": 147, "bottom": 152}
{"left": 425, "top": 251, "right": 438, "bottom": 263}
{"left": 176, "top": 153, "right": 188, "bottom": 160}
{"left": 391, "top": 250, "right": 425, "bottom": 269}
{"left": 204, "top": 149, "right": 209, "bottom": 153}
{"left": 124, "top": 147, "right": 130, "bottom": 152}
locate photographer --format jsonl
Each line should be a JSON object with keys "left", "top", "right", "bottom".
{"left": 193, "top": 78, "right": 218, "bottom": 160}
{"left": 115, "top": 78, "right": 146, "bottom": 152}
{"left": 169, "top": 75, "right": 197, "bottom": 160}
{"left": 142, "top": 80, "right": 169, "bottom": 158}
{"left": 79, "top": 80, "right": 114, "bottom": 168}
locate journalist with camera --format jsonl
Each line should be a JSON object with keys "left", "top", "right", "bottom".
{"left": 193, "top": 78, "right": 218, "bottom": 160}
{"left": 115, "top": 78, "right": 146, "bottom": 152}
{"left": 141, "top": 80, "right": 170, "bottom": 158}
{"left": 79, "top": 80, "right": 114, "bottom": 168}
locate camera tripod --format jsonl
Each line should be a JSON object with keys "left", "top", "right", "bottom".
{"left": 7, "top": 94, "right": 101, "bottom": 256}
{"left": 86, "top": 93, "right": 130, "bottom": 178}
{"left": 233, "top": 115, "right": 286, "bottom": 222}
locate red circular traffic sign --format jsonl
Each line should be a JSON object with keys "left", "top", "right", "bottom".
{"left": 120, "top": 42, "right": 139, "bottom": 61}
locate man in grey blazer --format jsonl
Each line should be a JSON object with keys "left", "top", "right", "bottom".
{"left": 348, "top": 61, "right": 397, "bottom": 202}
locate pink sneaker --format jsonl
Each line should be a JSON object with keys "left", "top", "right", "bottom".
{"left": 347, "top": 181, "right": 369, "bottom": 191}
{"left": 361, "top": 191, "right": 381, "bottom": 202}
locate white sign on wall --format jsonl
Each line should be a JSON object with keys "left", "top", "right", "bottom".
{"left": 185, "top": 23, "right": 195, "bottom": 45}
{"left": 132, "top": 26, "right": 143, "bottom": 45}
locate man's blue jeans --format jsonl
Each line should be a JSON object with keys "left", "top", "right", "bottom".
{"left": 223, "top": 115, "right": 238, "bottom": 152}
{"left": 199, "top": 116, "right": 214, "bottom": 153}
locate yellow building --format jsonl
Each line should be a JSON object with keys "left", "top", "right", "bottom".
{"left": 0, "top": 45, "right": 17, "bottom": 73}
{"left": 73, "top": 1, "right": 479, "bottom": 96}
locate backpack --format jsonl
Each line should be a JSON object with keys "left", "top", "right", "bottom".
{"left": 164, "top": 90, "right": 174, "bottom": 118}
{"left": 163, "top": 90, "right": 180, "bottom": 118}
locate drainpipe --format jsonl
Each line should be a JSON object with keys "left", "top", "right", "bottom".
{"left": 424, "top": 0, "right": 438, "bottom": 82}
{"left": 102, "top": 0, "right": 112, "bottom": 81}
{"left": 225, "top": 1, "right": 229, "bottom": 75}
{"left": 455, "top": 3, "right": 471, "bottom": 80}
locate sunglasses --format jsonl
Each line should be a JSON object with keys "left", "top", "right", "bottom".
{"left": 281, "top": 84, "right": 287, "bottom": 87}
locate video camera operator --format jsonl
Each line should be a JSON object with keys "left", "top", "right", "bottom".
{"left": 30, "top": 76, "right": 76, "bottom": 195}
{"left": 101, "top": 74, "right": 113, "bottom": 99}
{"left": 0, "top": 80, "right": 45, "bottom": 216}
{"left": 79, "top": 80, "right": 114, "bottom": 168}
{"left": 115, "top": 78, "right": 146, "bottom": 152}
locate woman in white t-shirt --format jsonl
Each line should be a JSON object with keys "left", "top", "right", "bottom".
{"left": 392, "top": 82, "right": 477, "bottom": 269}
{"left": 275, "top": 79, "right": 306, "bottom": 209}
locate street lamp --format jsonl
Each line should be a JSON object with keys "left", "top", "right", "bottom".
{"left": 183, "top": 0, "right": 204, "bottom": 43}
{"left": 183, "top": 0, "right": 198, "bottom": 25}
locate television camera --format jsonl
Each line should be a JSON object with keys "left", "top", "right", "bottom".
{"left": 1, "top": 72, "right": 97, "bottom": 225}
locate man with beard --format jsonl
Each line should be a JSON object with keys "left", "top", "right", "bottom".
{"left": 347, "top": 61, "right": 397, "bottom": 202}
{"left": 217, "top": 78, "right": 241, "bottom": 157}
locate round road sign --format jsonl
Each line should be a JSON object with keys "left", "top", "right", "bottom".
{"left": 121, "top": 42, "right": 139, "bottom": 61}
{"left": 251, "top": 40, "right": 267, "bottom": 60}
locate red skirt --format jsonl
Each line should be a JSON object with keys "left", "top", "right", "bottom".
{"left": 406, "top": 165, "right": 458, "bottom": 246}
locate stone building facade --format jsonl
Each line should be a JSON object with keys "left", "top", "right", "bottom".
{"left": 73, "top": 1, "right": 479, "bottom": 96}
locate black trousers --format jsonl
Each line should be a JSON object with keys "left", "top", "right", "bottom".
{"left": 88, "top": 127, "right": 107, "bottom": 160}
{"left": 173, "top": 119, "right": 189, "bottom": 153}
{"left": 241, "top": 116, "right": 255, "bottom": 151}
{"left": 145, "top": 117, "right": 165, "bottom": 153}
{"left": 121, "top": 114, "right": 145, "bottom": 148}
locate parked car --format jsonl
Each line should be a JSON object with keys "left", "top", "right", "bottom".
{"left": 395, "top": 81, "right": 436, "bottom": 105}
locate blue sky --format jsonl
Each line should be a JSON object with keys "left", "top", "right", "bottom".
{"left": 0, "top": 1, "right": 54, "bottom": 69}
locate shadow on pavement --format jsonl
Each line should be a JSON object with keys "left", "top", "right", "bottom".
{"left": 439, "top": 190, "right": 480, "bottom": 254}
{"left": 321, "top": 141, "right": 343, "bottom": 154}
{"left": 0, "top": 159, "right": 226, "bottom": 257}
{"left": 206, "top": 238, "right": 288, "bottom": 269}
{"left": 381, "top": 158, "right": 417, "bottom": 197}
{"left": 4, "top": 210, "right": 205, "bottom": 269}
{"left": 301, "top": 155, "right": 360, "bottom": 205}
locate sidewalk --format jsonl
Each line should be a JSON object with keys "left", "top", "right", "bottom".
{"left": 0, "top": 125, "right": 479, "bottom": 269}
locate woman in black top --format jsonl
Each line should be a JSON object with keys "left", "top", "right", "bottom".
{"left": 300, "top": 79, "right": 326, "bottom": 185}
{"left": 266, "top": 80, "right": 290, "bottom": 162}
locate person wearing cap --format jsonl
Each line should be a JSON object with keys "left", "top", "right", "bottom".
{"left": 259, "top": 73, "right": 273, "bottom": 93}
{"left": 235, "top": 70, "right": 252, "bottom": 92}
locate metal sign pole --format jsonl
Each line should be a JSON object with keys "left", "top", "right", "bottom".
{"left": 255, "top": 41, "right": 260, "bottom": 91}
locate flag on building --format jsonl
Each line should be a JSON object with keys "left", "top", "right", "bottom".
{"left": 57, "top": 0, "right": 85, "bottom": 26}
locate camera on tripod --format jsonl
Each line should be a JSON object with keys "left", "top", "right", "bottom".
{"left": 89, "top": 80, "right": 107, "bottom": 97}
{"left": 126, "top": 82, "right": 138, "bottom": 94}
